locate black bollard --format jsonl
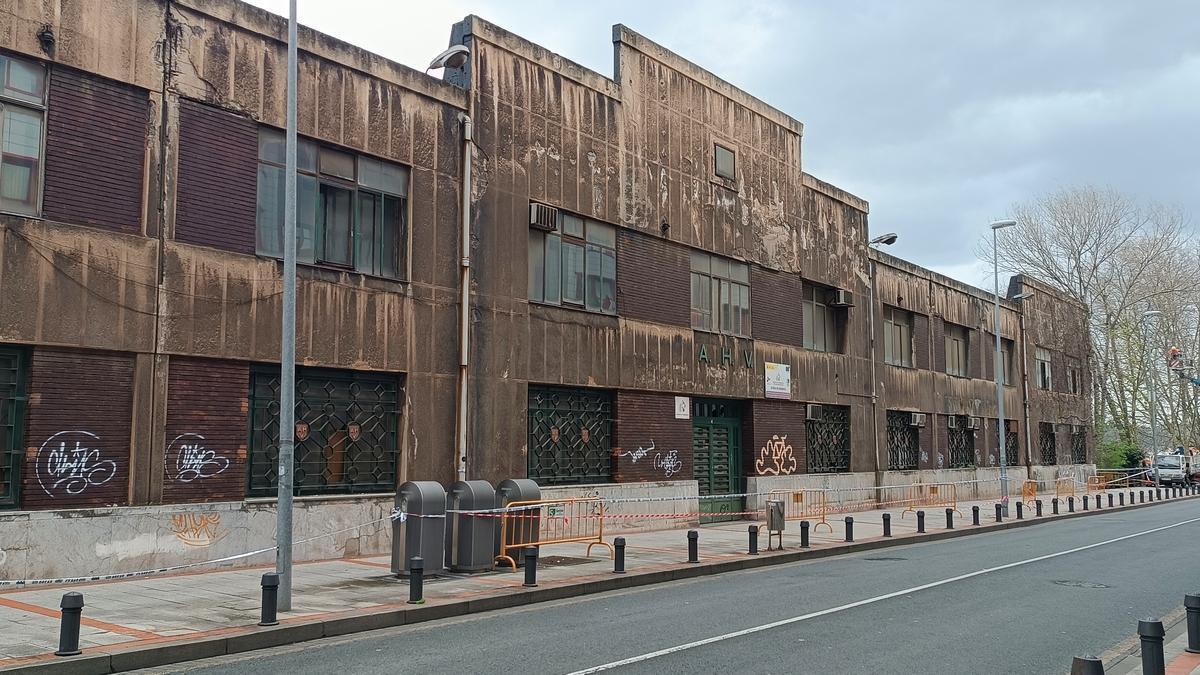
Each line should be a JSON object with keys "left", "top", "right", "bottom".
{"left": 1036, "top": 499, "right": 1043, "bottom": 517}
{"left": 1053, "top": 498, "right": 1060, "bottom": 514}
{"left": 407, "top": 557, "right": 425, "bottom": 603}
{"left": 1069, "top": 655, "right": 1105, "bottom": 675}
{"left": 1186, "top": 593, "right": 1200, "bottom": 654}
{"left": 800, "top": 520, "right": 811, "bottom": 548}
{"left": 1138, "top": 618, "right": 1165, "bottom": 675}
{"left": 844, "top": 517, "right": 854, "bottom": 542}
{"left": 1108, "top": 493, "right": 1114, "bottom": 508}
{"left": 259, "top": 573, "right": 280, "bottom": 625}
{"left": 687, "top": 530, "right": 699, "bottom": 563}
{"left": 1140, "top": 491, "right": 1146, "bottom": 504}
{"left": 917, "top": 510, "right": 925, "bottom": 533}
{"left": 55, "top": 592, "right": 84, "bottom": 657}
{"left": 882, "top": 513, "right": 892, "bottom": 537}
{"left": 1083, "top": 495, "right": 1089, "bottom": 510}
{"left": 1120, "top": 492, "right": 1125, "bottom": 506}
{"left": 748, "top": 525, "right": 759, "bottom": 556}
{"left": 995, "top": 503, "right": 1003, "bottom": 523}
{"left": 523, "top": 547, "right": 539, "bottom": 587}
{"left": 1069, "top": 496, "right": 1075, "bottom": 513}
{"left": 1156, "top": 488, "right": 1162, "bottom": 500}
{"left": 614, "top": 537, "right": 626, "bottom": 574}
{"left": 972, "top": 505, "right": 981, "bottom": 526}
{"left": 1015, "top": 502, "right": 1024, "bottom": 520}
{"left": 946, "top": 508, "right": 954, "bottom": 529}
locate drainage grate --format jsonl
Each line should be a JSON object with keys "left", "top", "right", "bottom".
{"left": 538, "top": 555, "right": 602, "bottom": 568}
{"left": 1053, "top": 580, "right": 1110, "bottom": 589}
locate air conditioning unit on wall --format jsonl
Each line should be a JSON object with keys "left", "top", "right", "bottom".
{"left": 909, "top": 412, "right": 927, "bottom": 428}
{"left": 828, "top": 289, "right": 855, "bottom": 307}
{"left": 966, "top": 417, "right": 981, "bottom": 430}
{"left": 806, "top": 403, "right": 823, "bottom": 419}
{"left": 529, "top": 203, "right": 559, "bottom": 231}
{"left": 946, "top": 416, "right": 959, "bottom": 429}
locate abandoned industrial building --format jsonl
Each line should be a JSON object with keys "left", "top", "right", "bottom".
{"left": 0, "top": 0, "right": 1092, "bottom": 576}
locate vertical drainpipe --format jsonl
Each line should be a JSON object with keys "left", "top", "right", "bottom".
{"left": 868, "top": 254, "right": 882, "bottom": 506}
{"left": 455, "top": 103, "right": 473, "bottom": 483}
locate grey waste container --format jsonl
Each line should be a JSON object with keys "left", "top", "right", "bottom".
{"left": 445, "top": 480, "right": 495, "bottom": 572}
{"left": 494, "top": 479, "right": 541, "bottom": 568}
{"left": 391, "top": 481, "right": 447, "bottom": 576}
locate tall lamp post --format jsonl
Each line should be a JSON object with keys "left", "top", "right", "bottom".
{"left": 867, "top": 233, "right": 899, "bottom": 505}
{"left": 1143, "top": 310, "right": 1163, "bottom": 486}
{"left": 990, "top": 219, "right": 1017, "bottom": 515}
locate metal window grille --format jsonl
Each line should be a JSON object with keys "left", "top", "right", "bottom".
{"left": 1071, "top": 431, "right": 1087, "bottom": 464}
{"left": 807, "top": 405, "right": 851, "bottom": 473}
{"left": 247, "top": 366, "right": 401, "bottom": 497}
{"left": 947, "top": 419, "right": 975, "bottom": 468}
{"left": 886, "top": 411, "right": 919, "bottom": 470}
{"left": 527, "top": 386, "right": 613, "bottom": 485}
{"left": 1005, "top": 421, "right": 1019, "bottom": 467}
{"left": 1039, "top": 423, "right": 1057, "bottom": 465}
{"left": 0, "top": 347, "right": 28, "bottom": 509}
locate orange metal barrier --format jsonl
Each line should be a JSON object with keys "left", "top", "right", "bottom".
{"left": 1055, "top": 477, "right": 1076, "bottom": 500}
{"left": 1021, "top": 480, "right": 1039, "bottom": 505}
{"left": 767, "top": 489, "right": 834, "bottom": 533}
{"left": 1086, "top": 476, "right": 1104, "bottom": 495}
{"left": 494, "top": 497, "right": 613, "bottom": 570}
{"left": 901, "top": 483, "right": 961, "bottom": 518}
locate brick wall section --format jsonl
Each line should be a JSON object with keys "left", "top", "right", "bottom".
{"left": 175, "top": 99, "right": 259, "bottom": 254}
{"left": 163, "top": 357, "right": 249, "bottom": 502}
{"left": 750, "top": 267, "right": 802, "bottom": 346}
{"left": 616, "top": 230, "right": 691, "bottom": 326}
{"left": 913, "top": 313, "right": 930, "bottom": 370}
{"left": 42, "top": 69, "right": 147, "bottom": 234}
{"left": 967, "top": 330, "right": 983, "bottom": 379}
{"left": 747, "top": 400, "right": 806, "bottom": 477}
{"left": 612, "top": 391, "right": 691, "bottom": 482}
{"left": 21, "top": 349, "right": 134, "bottom": 509}
{"left": 932, "top": 317, "right": 946, "bottom": 373}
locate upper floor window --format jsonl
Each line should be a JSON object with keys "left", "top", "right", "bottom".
{"left": 1066, "top": 358, "right": 1081, "bottom": 395}
{"left": 714, "top": 143, "right": 736, "bottom": 181}
{"left": 1036, "top": 347, "right": 1053, "bottom": 390}
{"left": 802, "top": 284, "right": 842, "bottom": 353}
{"left": 0, "top": 54, "right": 47, "bottom": 216}
{"left": 528, "top": 207, "right": 616, "bottom": 314}
{"left": 945, "top": 323, "right": 968, "bottom": 377}
{"left": 997, "top": 337, "right": 1015, "bottom": 385}
{"left": 690, "top": 251, "right": 750, "bottom": 336}
{"left": 255, "top": 129, "right": 409, "bottom": 279}
{"left": 883, "top": 306, "right": 914, "bottom": 367}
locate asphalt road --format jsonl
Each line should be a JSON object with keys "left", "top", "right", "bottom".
{"left": 145, "top": 500, "right": 1200, "bottom": 675}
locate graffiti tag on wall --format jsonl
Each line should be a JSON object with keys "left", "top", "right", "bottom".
{"left": 168, "top": 433, "right": 229, "bottom": 483}
{"left": 619, "top": 440, "right": 682, "bottom": 478}
{"left": 35, "top": 431, "right": 117, "bottom": 497}
{"left": 170, "top": 513, "right": 225, "bottom": 547}
{"left": 755, "top": 435, "right": 798, "bottom": 476}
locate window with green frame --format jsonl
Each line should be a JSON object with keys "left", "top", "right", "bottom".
{"left": 247, "top": 366, "right": 401, "bottom": 497}
{"left": 0, "top": 346, "right": 29, "bottom": 509}
{"left": 255, "top": 129, "right": 409, "bottom": 279}
{"left": 527, "top": 386, "right": 613, "bottom": 485}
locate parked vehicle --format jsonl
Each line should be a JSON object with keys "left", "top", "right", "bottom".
{"left": 1154, "top": 453, "right": 1193, "bottom": 486}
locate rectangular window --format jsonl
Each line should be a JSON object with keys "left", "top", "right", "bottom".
{"left": 807, "top": 405, "right": 851, "bottom": 473}
{"left": 1039, "top": 422, "right": 1057, "bottom": 464}
{"left": 947, "top": 416, "right": 975, "bottom": 468}
{"left": 802, "top": 284, "right": 842, "bottom": 353}
{"left": 0, "top": 53, "right": 47, "bottom": 216}
{"left": 998, "top": 339, "right": 1014, "bottom": 386}
{"left": 247, "top": 366, "right": 401, "bottom": 497}
{"left": 1003, "top": 420, "right": 1019, "bottom": 467}
{"left": 0, "top": 346, "right": 29, "bottom": 509}
{"left": 255, "top": 129, "right": 409, "bottom": 278}
{"left": 883, "top": 306, "right": 914, "bottom": 367}
{"left": 714, "top": 143, "right": 736, "bottom": 180}
{"left": 886, "top": 410, "right": 919, "bottom": 471}
{"left": 945, "top": 323, "right": 968, "bottom": 377}
{"left": 1071, "top": 427, "right": 1087, "bottom": 464}
{"left": 528, "top": 207, "right": 616, "bottom": 314}
{"left": 1036, "top": 347, "right": 1053, "bottom": 390}
{"left": 527, "top": 386, "right": 613, "bottom": 485}
{"left": 1066, "top": 358, "right": 1081, "bottom": 395}
{"left": 690, "top": 251, "right": 750, "bottom": 336}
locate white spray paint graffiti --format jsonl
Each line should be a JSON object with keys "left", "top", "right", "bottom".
{"left": 0, "top": 549, "right": 6, "bottom": 567}
{"left": 619, "top": 441, "right": 654, "bottom": 463}
{"left": 35, "top": 431, "right": 116, "bottom": 496}
{"left": 169, "top": 433, "right": 230, "bottom": 482}
{"left": 653, "top": 450, "right": 682, "bottom": 478}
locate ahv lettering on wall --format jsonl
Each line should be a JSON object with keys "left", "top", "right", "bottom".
{"left": 755, "top": 434, "right": 798, "bottom": 476}
{"left": 170, "top": 513, "right": 226, "bottom": 547}
{"left": 34, "top": 431, "right": 117, "bottom": 497}
{"left": 169, "top": 433, "right": 229, "bottom": 482}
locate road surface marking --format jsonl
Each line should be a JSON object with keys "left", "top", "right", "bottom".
{"left": 568, "top": 515, "right": 1200, "bottom": 674}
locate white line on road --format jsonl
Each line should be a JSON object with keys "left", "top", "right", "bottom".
{"left": 567, "top": 514, "right": 1200, "bottom": 674}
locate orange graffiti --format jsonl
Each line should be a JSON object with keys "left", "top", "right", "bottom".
{"left": 170, "top": 513, "right": 225, "bottom": 547}
{"left": 755, "top": 434, "right": 797, "bottom": 476}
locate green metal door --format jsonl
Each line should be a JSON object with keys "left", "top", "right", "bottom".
{"left": 692, "top": 399, "right": 742, "bottom": 523}
{"left": 0, "top": 347, "right": 28, "bottom": 509}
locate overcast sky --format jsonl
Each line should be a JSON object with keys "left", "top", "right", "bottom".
{"left": 243, "top": 0, "right": 1199, "bottom": 288}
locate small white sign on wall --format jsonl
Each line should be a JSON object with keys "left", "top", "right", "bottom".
{"left": 765, "top": 362, "right": 791, "bottom": 400}
{"left": 674, "top": 396, "right": 690, "bottom": 419}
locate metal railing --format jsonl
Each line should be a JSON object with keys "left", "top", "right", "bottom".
{"left": 494, "top": 497, "right": 613, "bottom": 570}
{"left": 900, "top": 483, "right": 961, "bottom": 518}
{"left": 767, "top": 489, "right": 834, "bottom": 533}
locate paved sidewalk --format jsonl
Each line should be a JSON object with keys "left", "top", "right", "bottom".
{"left": 1109, "top": 609, "right": 1200, "bottom": 674}
{"left": 0, "top": 485, "right": 1184, "bottom": 673}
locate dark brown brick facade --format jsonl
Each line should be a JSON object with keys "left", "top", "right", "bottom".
{"left": 750, "top": 267, "right": 802, "bottom": 346}
{"left": 21, "top": 348, "right": 134, "bottom": 509}
{"left": 163, "top": 357, "right": 249, "bottom": 502}
{"left": 612, "top": 391, "right": 691, "bottom": 482}
{"left": 175, "top": 99, "right": 258, "bottom": 254}
{"left": 42, "top": 68, "right": 148, "bottom": 234}
{"left": 746, "top": 400, "right": 806, "bottom": 476}
{"left": 967, "top": 329, "right": 983, "bottom": 379}
{"left": 913, "top": 313, "right": 931, "bottom": 370}
{"left": 615, "top": 230, "right": 690, "bottom": 327}
{"left": 933, "top": 318, "right": 946, "bottom": 374}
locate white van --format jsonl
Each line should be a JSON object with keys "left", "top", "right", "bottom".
{"left": 1154, "top": 453, "right": 1192, "bottom": 486}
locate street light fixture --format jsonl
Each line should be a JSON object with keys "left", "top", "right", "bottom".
{"left": 427, "top": 45, "right": 470, "bottom": 72}
{"left": 1143, "top": 310, "right": 1163, "bottom": 486}
{"left": 991, "top": 219, "right": 1017, "bottom": 515}
{"left": 868, "top": 232, "right": 899, "bottom": 505}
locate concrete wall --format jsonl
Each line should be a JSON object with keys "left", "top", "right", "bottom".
{"left": 541, "top": 480, "right": 699, "bottom": 533}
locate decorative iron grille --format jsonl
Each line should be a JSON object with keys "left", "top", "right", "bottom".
{"left": 807, "top": 405, "right": 851, "bottom": 473}
{"left": 947, "top": 418, "right": 975, "bottom": 468}
{"left": 886, "top": 411, "right": 919, "bottom": 470}
{"left": 1071, "top": 430, "right": 1087, "bottom": 464}
{"left": 1039, "top": 422, "right": 1057, "bottom": 465}
{"left": 248, "top": 366, "right": 401, "bottom": 497}
{"left": 527, "top": 386, "right": 613, "bottom": 485}
{"left": 0, "top": 347, "right": 28, "bottom": 509}
{"left": 1005, "top": 420, "right": 1019, "bottom": 467}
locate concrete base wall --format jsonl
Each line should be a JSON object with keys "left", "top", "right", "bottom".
{"left": 541, "top": 480, "right": 700, "bottom": 533}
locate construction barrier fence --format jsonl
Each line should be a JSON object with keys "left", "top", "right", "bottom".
{"left": 494, "top": 497, "right": 614, "bottom": 570}
{"left": 900, "top": 483, "right": 961, "bottom": 518}
{"left": 767, "top": 489, "right": 833, "bottom": 533}
{"left": 1055, "top": 477, "right": 1076, "bottom": 500}
{"left": 1021, "top": 480, "right": 1039, "bottom": 505}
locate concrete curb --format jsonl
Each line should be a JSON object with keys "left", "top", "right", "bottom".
{"left": 3, "top": 492, "right": 1195, "bottom": 674}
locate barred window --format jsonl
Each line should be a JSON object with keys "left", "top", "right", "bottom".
{"left": 1039, "top": 422, "right": 1057, "bottom": 465}
{"left": 947, "top": 416, "right": 975, "bottom": 468}
{"left": 0, "top": 346, "right": 29, "bottom": 508}
{"left": 1004, "top": 420, "right": 1019, "bottom": 466}
{"left": 1071, "top": 428, "right": 1087, "bottom": 464}
{"left": 807, "top": 405, "right": 850, "bottom": 473}
{"left": 886, "top": 410, "right": 919, "bottom": 471}
{"left": 527, "top": 386, "right": 613, "bottom": 485}
{"left": 247, "top": 366, "right": 401, "bottom": 497}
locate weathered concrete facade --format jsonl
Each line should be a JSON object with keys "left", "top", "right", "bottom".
{"left": 0, "top": 3, "right": 1092, "bottom": 577}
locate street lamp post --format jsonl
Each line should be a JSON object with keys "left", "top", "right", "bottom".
{"left": 1143, "top": 310, "right": 1163, "bottom": 486}
{"left": 991, "top": 219, "right": 1017, "bottom": 515}
{"left": 868, "top": 233, "right": 899, "bottom": 506}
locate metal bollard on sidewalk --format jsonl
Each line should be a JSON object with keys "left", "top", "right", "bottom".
{"left": 687, "top": 530, "right": 699, "bottom": 563}
{"left": 945, "top": 508, "right": 954, "bottom": 529}
{"left": 1053, "top": 498, "right": 1060, "bottom": 514}
{"left": 995, "top": 503, "right": 1003, "bottom": 523}
{"left": 1138, "top": 618, "right": 1165, "bottom": 675}
{"left": 1108, "top": 493, "right": 1114, "bottom": 508}
{"left": 800, "top": 520, "right": 811, "bottom": 548}
{"left": 748, "top": 525, "right": 759, "bottom": 556}
{"left": 882, "top": 513, "right": 892, "bottom": 537}
{"left": 1015, "top": 502, "right": 1023, "bottom": 520}
{"left": 1140, "top": 491, "right": 1146, "bottom": 503}
{"left": 614, "top": 537, "right": 626, "bottom": 574}
{"left": 55, "top": 592, "right": 84, "bottom": 657}
{"left": 1036, "top": 499, "right": 1043, "bottom": 517}
{"left": 844, "top": 517, "right": 854, "bottom": 542}
{"left": 1069, "top": 655, "right": 1105, "bottom": 675}
{"left": 523, "top": 547, "right": 539, "bottom": 587}
{"left": 972, "top": 505, "right": 980, "bottom": 526}
{"left": 1120, "top": 492, "right": 1125, "bottom": 506}
{"left": 408, "top": 556, "right": 425, "bottom": 604}
{"left": 259, "top": 573, "right": 280, "bottom": 625}
{"left": 1068, "top": 496, "right": 1075, "bottom": 513}
{"left": 1186, "top": 593, "right": 1200, "bottom": 654}
{"left": 1083, "top": 495, "right": 1089, "bottom": 510}
{"left": 916, "top": 510, "right": 925, "bottom": 533}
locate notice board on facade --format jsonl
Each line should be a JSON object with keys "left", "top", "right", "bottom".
{"left": 765, "top": 362, "right": 791, "bottom": 400}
